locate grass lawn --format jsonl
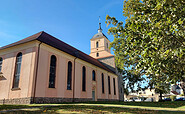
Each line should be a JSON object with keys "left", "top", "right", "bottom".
{"left": 0, "top": 101, "right": 185, "bottom": 113}
{"left": 86, "top": 101, "right": 185, "bottom": 108}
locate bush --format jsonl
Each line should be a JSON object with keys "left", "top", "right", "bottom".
{"left": 170, "top": 95, "right": 176, "bottom": 101}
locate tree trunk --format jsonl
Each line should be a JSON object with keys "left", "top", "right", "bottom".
{"left": 180, "top": 78, "right": 185, "bottom": 96}
{"left": 159, "top": 92, "right": 163, "bottom": 100}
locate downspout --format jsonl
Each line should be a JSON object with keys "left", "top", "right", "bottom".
{"left": 33, "top": 42, "right": 42, "bottom": 103}
{"left": 72, "top": 57, "right": 77, "bottom": 102}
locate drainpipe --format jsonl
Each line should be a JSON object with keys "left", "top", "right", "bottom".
{"left": 72, "top": 57, "right": 77, "bottom": 102}
{"left": 33, "top": 42, "right": 42, "bottom": 103}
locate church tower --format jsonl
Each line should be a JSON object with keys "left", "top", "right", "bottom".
{"left": 89, "top": 22, "right": 113, "bottom": 59}
{"left": 90, "top": 20, "right": 124, "bottom": 101}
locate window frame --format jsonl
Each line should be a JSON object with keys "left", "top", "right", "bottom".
{"left": 12, "top": 52, "right": 22, "bottom": 89}
{"left": 82, "top": 66, "right": 86, "bottom": 91}
{"left": 0, "top": 57, "right": 3, "bottom": 72}
{"left": 108, "top": 76, "right": 111, "bottom": 94}
{"left": 92, "top": 70, "right": 96, "bottom": 81}
{"left": 102, "top": 73, "right": 104, "bottom": 94}
{"left": 96, "top": 53, "right": 99, "bottom": 57}
{"left": 67, "top": 61, "right": 72, "bottom": 90}
{"left": 96, "top": 41, "right": 99, "bottom": 48}
{"left": 48, "top": 55, "right": 57, "bottom": 88}
{"left": 113, "top": 78, "right": 116, "bottom": 95}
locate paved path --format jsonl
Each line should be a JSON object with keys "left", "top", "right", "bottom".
{"left": 0, "top": 103, "right": 185, "bottom": 113}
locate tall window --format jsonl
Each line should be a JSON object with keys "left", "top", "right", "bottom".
{"left": 96, "top": 53, "right": 99, "bottom": 57}
{"left": 67, "top": 61, "right": 72, "bottom": 90}
{"left": 0, "top": 57, "right": 2, "bottom": 72}
{"left": 82, "top": 66, "right": 86, "bottom": 91}
{"left": 102, "top": 73, "right": 104, "bottom": 93}
{"left": 108, "top": 76, "right": 111, "bottom": 94}
{"left": 113, "top": 78, "right": 116, "bottom": 95}
{"left": 107, "top": 43, "right": 108, "bottom": 48}
{"left": 49, "top": 55, "right": 57, "bottom": 88}
{"left": 12, "top": 53, "right": 22, "bottom": 88}
{"left": 96, "top": 41, "right": 99, "bottom": 48}
{"left": 92, "top": 70, "right": 96, "bottom": 81}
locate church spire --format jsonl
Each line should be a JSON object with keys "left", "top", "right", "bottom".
{"left": 98, "top": 16, "right": 102, "bottom": 33}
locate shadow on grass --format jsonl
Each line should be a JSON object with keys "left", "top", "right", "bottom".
{"left": 84, "top": 101, "right": 185, "bottom": 108}
{"left": 2, "top": 105, "right": 185, "bottom": 114}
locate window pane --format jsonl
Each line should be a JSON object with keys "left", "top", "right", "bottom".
{"left": 82, "top": 66, "right": 86, "bottom": 91}
{"left": 67, "top": 61, "right": 72, "bottom": 90}
{"left": 92, "top": 70, "right": 95, "bottom": 81}
{"left": 108, "top": 76, "right": 111, "bottom": 94}
{"left": 102, "top": 73, "right": 104, "bottom": 93}
{"left": 0, "top": 57, "right": 3, "bottom": 72}
{"left": 49, "top": 55, "right": 57, "bottom": 88}
{"left": 113, "top": 78, "right": 116, "bottom": 95}
{"left": 13, "top": 53, "right": 22, "bottom": 88}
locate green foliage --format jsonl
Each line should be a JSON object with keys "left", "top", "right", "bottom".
{"left": 170, "top": 95, "right": 177, "bottom": 101}
{"left": 106, "top": 0, "right": 185, "bottom": 91}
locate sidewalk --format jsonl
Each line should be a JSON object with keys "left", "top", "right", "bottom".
{"left": 0, "top": 103, "right": 185, "bottom": 113}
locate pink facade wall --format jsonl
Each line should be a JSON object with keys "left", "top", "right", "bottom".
{"left": 0, "top": 41, "right": 119, "bottom": 101}
{"left": 0, "top": 41, "right": 37, "bottom": 100}
{"left": 35, "top": 43, "right": 119, "bottom": 100}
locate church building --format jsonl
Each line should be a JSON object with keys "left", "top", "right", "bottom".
{"left": 0, "top": 23, "right": 124, "bottom": 104}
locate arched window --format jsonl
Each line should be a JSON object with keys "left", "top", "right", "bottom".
{"left": 96, "top": 53, "right": 99, "bottom": 57}
{"left": 102, "top": 73, "right": 104, "bottom": 93}
{"left": 96, "top": 41, "right": 99, "bottom": 48}
{"left": 82, "top": 66, "right": 86, "bottom": 91}
{"left": 12, "top": 52, "right": 22, "bottom": 88}
{"left": 113, "top": 78, "right": 116, "bottom": 95}
{"left": 0, "top": 57, "right": 2, "bottom": 72}
{"left": 67, "top": 61, "right": 72, "bottom": 90}
{"left": 108, "top": 76, "right": 111, "bottom": 94}
{"left": 49, "top": 55, "right": 57, "bottom": 88}
{"left": 92, "top": 70, "right": 96, "bottom": 81}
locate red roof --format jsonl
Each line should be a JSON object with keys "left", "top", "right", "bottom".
{"left": 0, "top": 31, "right": 116, "bottom": 74}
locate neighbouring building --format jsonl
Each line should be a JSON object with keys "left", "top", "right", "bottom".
{"left": 0, "top": 23, "right": 124, "bottom": 104}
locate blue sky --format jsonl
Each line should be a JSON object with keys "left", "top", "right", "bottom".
{"left": 0, "top": 0, "right": 126, "bottom": 55}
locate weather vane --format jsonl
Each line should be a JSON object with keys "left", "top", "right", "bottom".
{"left": 99, "top": 16, "right": 101, "bottom": 23}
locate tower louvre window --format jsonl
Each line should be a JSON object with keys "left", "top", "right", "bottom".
{"left": 12, "top": 52, "right": 22, "bottom": 88}
{"left": 96, "top": 53, "right": 99, "bottom": 57}
{"left": 49, "top": 55, "right": 57, "bottom": 88}
{"left": 96, "top": 41, "right": 99, "bottom": 48}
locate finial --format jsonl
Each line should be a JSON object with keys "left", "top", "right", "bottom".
{"left": 98, "top": 16, "right": 102, "bottom": 33}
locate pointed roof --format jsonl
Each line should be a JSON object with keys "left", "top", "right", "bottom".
{"left": 91, "top": 22, "right": 108, "bottom": 40}
{"left": 0, "top": 31, "right": 115, "bottom": 74}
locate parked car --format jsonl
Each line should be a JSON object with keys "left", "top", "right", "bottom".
{"left": 174, "top": 98, "right": 185, "bottom": 101}
{"left": 164, "top": 98, "right": 171, "bottom": 101}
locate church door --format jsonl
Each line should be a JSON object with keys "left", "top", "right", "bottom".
{"left": 92, "top": 90, "right": 95, "bottom": 101}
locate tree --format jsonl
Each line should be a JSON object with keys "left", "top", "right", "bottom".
{"left": 106, "top": 0, "right": 185, "bottom": 92}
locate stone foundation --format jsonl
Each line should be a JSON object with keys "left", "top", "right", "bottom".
{"left": 97, "top": 99, "right": 119, "bottom": 102}
{"left": 0, "top": 97, "right": 93, "bottom": 104}
{"left": 0, "top": 97, "right": 33, "bottom": 104}
{"left": 0, "top": 97, "right": 118, "bottom": 104}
